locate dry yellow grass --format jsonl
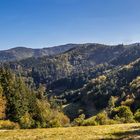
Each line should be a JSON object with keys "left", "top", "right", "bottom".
{"left": 0, "top": 123, "right": 140, "bottom": 140}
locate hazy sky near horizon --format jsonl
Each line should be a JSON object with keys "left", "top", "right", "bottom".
{"left": 0, "top": 0, "right": 140, "bottom": 50}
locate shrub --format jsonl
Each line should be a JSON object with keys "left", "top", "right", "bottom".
{"left": 0, "top": 120, "right": 19, "bottom": 129}
{"left": 35, "top": 121, "right": 41, "bottom": 128}
{"left": 49, "top": 111, "right": 70, "bottom": 127}
{"left": 48, "top": 119, "right": 62, "bottom": 127}
{"left": 95, "top": 111, "right": 109, "bottom": 125}
{"left": 82, "top": 118, "right": 97, "bottom": 126}
{"left": 58, "top": 113, "right": 70, "bottom": 126}
{"left": 134, "top": 109, "right": 140, "bottom": 122}
{"left": 20, "top": 112, "right": 34, "bottom": 129}
{"left": 105, "top": 119, "right": 118, "bottom": 125}
{"left": 111, "top": 106, "right": 134, "bottom": 123}
{"left": 73, "top": 114, "right": 85, "bottom": 126}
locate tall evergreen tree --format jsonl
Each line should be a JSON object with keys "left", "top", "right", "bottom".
{"left": 0, "top": 84, "right": 6, "bottom": 119}
{"left": 0, "top": 67, "right": 16, "bottom": 120}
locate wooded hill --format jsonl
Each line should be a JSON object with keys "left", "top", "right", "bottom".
{"left": 1, "top": 43, "right": 140, "bottom": 126}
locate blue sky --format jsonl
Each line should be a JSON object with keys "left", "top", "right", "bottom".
{"left": 0, "top": 0, "right": 140, "bottom": 50}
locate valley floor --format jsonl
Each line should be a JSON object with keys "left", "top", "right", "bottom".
{"left": 0, "top": 123, "right": 140, "bottom": 140}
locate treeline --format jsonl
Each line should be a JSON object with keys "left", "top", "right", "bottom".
{"left": 73, "top": 101, "right": 140, "bottom": 126}
{"left": 0, "top": 67, "right": 69, "bottom": 129}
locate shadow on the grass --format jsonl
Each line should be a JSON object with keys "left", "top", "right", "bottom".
{"left": 112, "top": 126, "right": 140, "bottom": 140}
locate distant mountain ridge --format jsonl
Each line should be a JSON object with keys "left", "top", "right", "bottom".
{"left": 1, "top": 43, "right": 140, "bottom": 62}
{"left": 0, "top": 44, "right": 79, "bottom": 62}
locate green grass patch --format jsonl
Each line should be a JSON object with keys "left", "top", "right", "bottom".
{"left": 0, "top": 123, "right": 140, "bottom": 140}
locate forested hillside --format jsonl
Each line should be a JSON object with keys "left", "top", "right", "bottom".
{"left": 1, "top": 43, "right": 140, "bottom": 128}
{"left": 7, "top": 43, "right": 140, "bottom": 93}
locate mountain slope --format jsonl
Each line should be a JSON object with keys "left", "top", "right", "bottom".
{"left": 8, "top": 43, "right": 140, "bottom": 88}
{"left": 8, "top": 44, "right": 126, "bottom": 85}
{"left": 3, "top": 43, "right": 140, "bottom": 119}
{"left": 62, "top": 58, "right": 140, "bottom": 119}
{"left": 0, "top": 44, "right": 78, "bottom": 62}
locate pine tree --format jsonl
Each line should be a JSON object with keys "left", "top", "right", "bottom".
{"left": 0, "top": 67, "right": 16, "bottom": 120}
{"left": 10, "top": 77, "right": 29, "bottom": 122}
{"left": 0, "top": 84, "right": 6, "bottom": 119}
{"left": 0, "top": 67, "right": 31, "bottom": 122}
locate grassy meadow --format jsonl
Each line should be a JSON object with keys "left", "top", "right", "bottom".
{"left": 0, "top": 123, "right": 140, "bottom": 140}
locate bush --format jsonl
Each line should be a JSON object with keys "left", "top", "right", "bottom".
{"left": 35, "top": 121, "right": 41, "bottom": 128}
{"left": 95, "top": 111, "right": 109, "bottom": 125}
{"left": 20, "top": 112, "right": 34, "bottom": 129}
{"left": 0, "top": 120, "right": 19, "bottom": 129}
{"left": 73, "top": 113, "right": 117, "bottom": 126}
{"left": 58, "top": 113, "right": 70, "bottom": 127}
{"left": 73, "top": 114, "right": 85, "bottom": 126}
{"left": 48, "top": 119, "right": 62, "bottom": 127}
{"left": 51, "top": 111, "right": 70, "bottom": 127}
{"left": 134, "top": 109, "right": 140, "bottom": 122}
{"left": 82, "top": 118, "right": 97, "bottom": 126}
{"left": 105, "top": 119, "right": 118, "bottom": 125}
{"left": 111, "top": 106, "right": 134, "bottom": 123}
{"left": 47, "top": 111, "right": 70, "bottom": 128}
